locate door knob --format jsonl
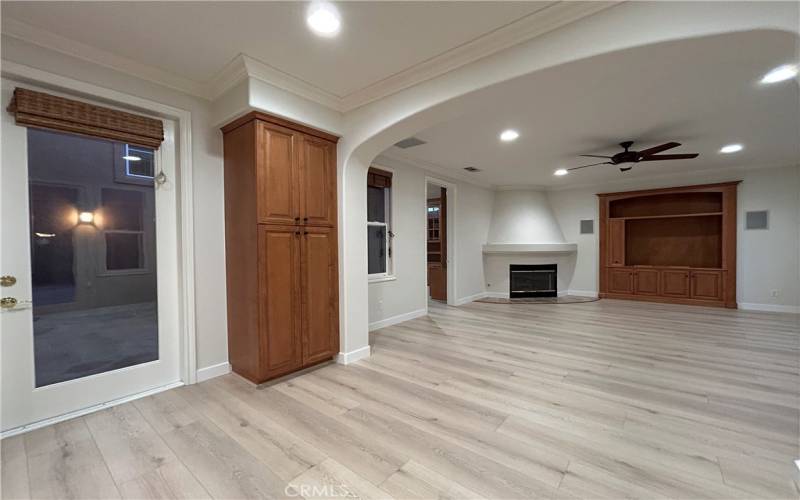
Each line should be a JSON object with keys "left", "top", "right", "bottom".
{"left": 0, "top": 297, "right": 18, "bottom": 309}
{"left": 0, "top": 275, "right": 16, "bottom": 287}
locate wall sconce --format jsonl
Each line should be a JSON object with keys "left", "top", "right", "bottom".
{"left": 78, "top": 211, "right": 95, "bottom": 224}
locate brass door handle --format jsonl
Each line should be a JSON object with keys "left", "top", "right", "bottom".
{"left": 0, "top": 275, "right": 16, "bottom": 287}
{"left": 0, "top": 297, "right": 18, "bottom": 309}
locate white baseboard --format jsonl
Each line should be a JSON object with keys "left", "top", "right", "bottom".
{"left": 196, "top": 361, "right": 231, "bottom": 382}
{"left": 568, "top": 289, "right": 599, "bottom": 298}
{"left": 1, "top": 381, "right": 183, "bottom": 439}
{"left": 369, "top": 308, "right": 427, "bottom": 331}
{"left": 739, "top": 302, "right": 799, "bottom": 314}
{"left": 455, "top": 292, "right": 489, "bottom": 305}
{"left": 336, "top": 345, "right": 371, "bottom": 364}
{"left": 485, "top": 291, "right": 509, "bottom": 299}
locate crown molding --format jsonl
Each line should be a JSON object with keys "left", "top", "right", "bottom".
{"left": 339, "top": 1, "right": 620, "bottom": 111}
{"left": 2, "top": 1, "right": 618, "bottom": 109}
{"left": 1, "top": 17, "right": 208, "bottom": 99}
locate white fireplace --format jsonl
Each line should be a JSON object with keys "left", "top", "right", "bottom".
{"left": 482, "top": 190, "right": 576, "bottom": 298}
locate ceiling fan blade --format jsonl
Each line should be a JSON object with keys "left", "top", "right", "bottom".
{"left": 579, "top": 154, "right": 613, "bottom": 159}
{"left": 637, "top": 142, "right": 681, "bottom": 156}
{"left": 568, "top": 161, "right": 612, "bottom": 171}
{"left": 640, "top": 153, "right": 699, "bottom": 161}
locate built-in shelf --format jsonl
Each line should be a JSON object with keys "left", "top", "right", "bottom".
{"left": 609, "top": 212, "right": 723, "bottom": 221}
{"left": 482, "top": 243, "right": 577, "bottom": 254}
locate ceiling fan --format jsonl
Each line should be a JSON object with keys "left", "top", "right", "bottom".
{"left": 570, "top": 141, "right": 699, "bottom": 172}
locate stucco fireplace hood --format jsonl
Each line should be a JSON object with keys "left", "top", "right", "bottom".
{"left": 482, "top": 191, "right": 577, "bottom": 254}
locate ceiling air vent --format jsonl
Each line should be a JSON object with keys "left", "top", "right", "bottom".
{"left": 394, "top": 137, "right": 427, "bottom": 149}
{"left": 463, "top": 166, "right": 481, "bottom": 172}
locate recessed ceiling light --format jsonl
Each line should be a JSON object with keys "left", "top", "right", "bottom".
{"left": 307, "top": 2, "right": 341, "bottom": 37}
{"left": 122, "top": 155, "right": 141, "bottom": 161}
{"left": 719, "top": 144, "right": 743, "bottom": 154}
{"left": 760, "top": 64, "right": 798, "bottom": 84}
{"left": 500, "top": 129, "right": 519, "bottom": 142}
{"left": 554, "top": 169, "right": 568, "bottom": 176}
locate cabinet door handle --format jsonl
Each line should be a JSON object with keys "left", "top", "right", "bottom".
{"left": 303, "top": 217, "right": 308, "bottom": 222}
{"left": 304, "top": 231, "right": 309, "bottom": 235}
{"left": 295, "top": 231, "right": 300, "bottom": 235}
{"left": 294, "top": 217, "right": 300, "bottom": 222}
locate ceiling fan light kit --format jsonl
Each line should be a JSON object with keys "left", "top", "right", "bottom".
{"left": 569, "top": 141, "right": 699, "bottom": 173}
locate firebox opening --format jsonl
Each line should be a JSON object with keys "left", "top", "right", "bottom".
{"left": 509, "top": 264, "right": 557, "bottom": 298}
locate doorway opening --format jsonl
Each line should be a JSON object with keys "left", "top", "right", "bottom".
{"left": 427, "top": 182, "right": 447, "bottom": 302}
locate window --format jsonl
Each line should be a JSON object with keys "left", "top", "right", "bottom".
{"left": 113, "top": 144, "right": 155, "bottom": 186}
{"left": 100, "top": 188, "right": 147, "bottom": 272}
{"left": 367, "top": 167, "right": 393, "bottom": 277}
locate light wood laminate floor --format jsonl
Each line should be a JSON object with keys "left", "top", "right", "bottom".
{"left": 3, "top": 299, "right": 799, "bottom": 499}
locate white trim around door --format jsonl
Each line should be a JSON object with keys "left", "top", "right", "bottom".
{"left": 0, "top": 62, "right": 198, "bottom": 396}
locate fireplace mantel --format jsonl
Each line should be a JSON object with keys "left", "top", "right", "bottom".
{"left": 482, "top": 243, "right": 577, "bottom": 254}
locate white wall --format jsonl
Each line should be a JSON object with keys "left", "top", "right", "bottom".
{"left": 548, "top": 165, "right": 800, "bottom": 311}
{"left": 367, "top": 157, "right": 494, "bottom": 327}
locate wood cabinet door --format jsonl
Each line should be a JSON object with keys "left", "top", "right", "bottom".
{"left": 661, "top": 270, "right": 690, "bottom": 297}
{"left": 301, "top": 226, "right": 339, "bottom": 365}
{"left": 428, "top": 263, "right": 446, "bottom": 301}
{"left": 256, "top": 121, "right": 299, "bottom": 225}
{"left": 691, "top": 270, "right": 723, "bottom": 301}
{"left": 608, "top": 268, "right": 633, "bottom": 294}
{"left": 608, "top": 219, "right": 625, "bottom": 266}
{"left": 299, "top": 136, "right": 336, "bottom": 227}
{"left": 258, "top": 225, "right": 302, "bottom": 378}
{"left": 634, "top": 269, "right": 659, "bottom": 295}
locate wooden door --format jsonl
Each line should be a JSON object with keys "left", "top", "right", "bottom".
{"left": 300, "top": 136, "right": 336, "bottom": 226}
{"left": 634, "top": 269, "right": 659, "bottom": 295}
{"left": 429, "top": 188, "right": 447, "bottom": 301}
{"left": 661, "top": 270, "right": 690, "bottom": 297}
{"left": 258, "top": 225, "right": 302, "bottom": 378}
{"left": 608, "top": 219, "right": 625, "bottom": 266}
{"left": 256, "top": 121, "right": 299, "bottom": 225}
{"left": 608, "top": 268, "right": 633, "bottom": 294}
{"left": 301, "top": 226, "right": 339, "bottom": 365}
{"left": 691, "top": 270, "right": 723, "bottom": 301}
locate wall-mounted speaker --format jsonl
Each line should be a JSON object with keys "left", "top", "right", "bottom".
{"left": 580, "top": 219, "right": 594, "bottom": 234}
{"left": 745, "top": 210, "right": 769, "bottom": 230}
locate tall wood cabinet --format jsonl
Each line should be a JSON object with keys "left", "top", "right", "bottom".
{"left": 222, "top": 112, "right": 339, "bottom": 383}
{"left": 598, "top": 181, "right": 739, "bottom": 308}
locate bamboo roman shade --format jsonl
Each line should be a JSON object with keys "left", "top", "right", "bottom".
{"left": 8, "top": 88, "right": 164, "bottom": 148}
{"left": 367, "top": 167, "right": 392, "bottom": 188}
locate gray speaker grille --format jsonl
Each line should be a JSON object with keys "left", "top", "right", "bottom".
{"left": 745, "top": 210, "right": 768, "bottom": 230}
{"left": 580, "top": 219, "right": 594, "bottom": 234}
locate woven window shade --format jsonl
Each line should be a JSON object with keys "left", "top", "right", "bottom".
{"left": 368, "top": 167, "right": 392, "bottom": 188}
{"left": 7, "top": 88, "right": 164, "bottom": 149}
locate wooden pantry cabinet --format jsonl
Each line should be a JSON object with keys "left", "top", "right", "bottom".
{"left": 222, "top": 112, "right": 339, "bottom": 383}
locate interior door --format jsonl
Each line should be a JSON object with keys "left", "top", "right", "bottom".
{"left": 0, "top": 80, "right": 181, "bottom": 433}
{"left": 429, "top": 188, "right": 447, "bottom": 301}
{"left": 301, "top": 226, "right": 338, "bottom": 365}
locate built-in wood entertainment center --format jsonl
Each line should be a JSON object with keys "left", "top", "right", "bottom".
{"left": 598, "top": 181, "right": 739, "bottom": 308}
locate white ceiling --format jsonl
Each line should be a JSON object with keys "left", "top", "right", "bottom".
{"left": 384, "top": 30, "right": 800, "bottom": 188}
{"left": 1, "top": 1, "right": 552, "bottom": 99}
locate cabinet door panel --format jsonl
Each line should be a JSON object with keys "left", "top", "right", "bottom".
{"left": 608, "top": 219, "right": 625, "bottom": 266}
{"left": 608, "top": 268, "right": 633, "bottom": 294}
{"left": 634, "top": 269, "right": 659, "bottom": 295}
{"left": 300, "top": 137, "right": 336, "bottom": 226}
{"left": 257, "top": 122, "right": 299, "bottom": 224}
{"left": 691, "top": 271, "right": 723, "bottom": 301}
{"left": 661, "top": 270, "right": 690, "bottom": 297}
{"left": 258, "top": 225, "right": 302, "bottom": 377}
{"left": 301, "top": 227, "right": 339, "bottom": 364}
